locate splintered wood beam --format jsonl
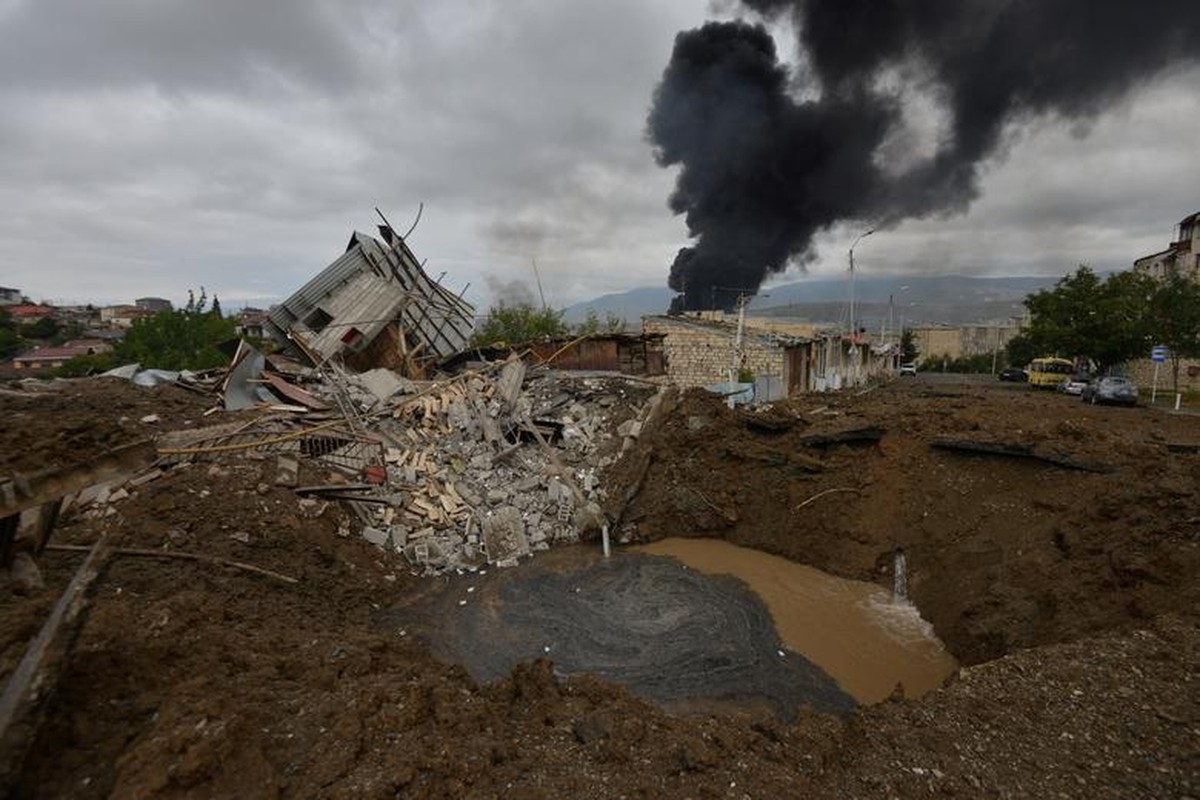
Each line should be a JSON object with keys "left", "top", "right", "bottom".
{"left": 0, "top": 440, "right": 155, "bottom": 518}
{"left": 44, "top": 544, "right": 299, "bottom": 585}
{"left": 0, "top": 534, "right": 111, "bottom": 783}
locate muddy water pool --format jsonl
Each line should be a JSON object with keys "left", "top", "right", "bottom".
{"left": 639, "top": 538, "right": 957, "bottom": 703}
{"left": 395, "top": 539, "right": 956, "bottom": 718}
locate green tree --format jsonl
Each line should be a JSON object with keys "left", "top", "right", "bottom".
{"left": 899, "top": 328, "right": 918, "bottom": 363}
{"left": 19, "top": 317, "right": 59, "bottom": 340}
{"left": 1023, "top": 266, "right": 1155, "bottom": 373}
{"left": 1147, "top": 276, "right": 1200, "bottom": 392}
{"left": 1004, "top": 333, "right": 1038, "bottom": 368}
{"left": 0, "top": 309, "right": 19, "bottom": 359}
{"left": 55, "top": 351, "right": 118, "bottom": 377}
{"left": 471, "top": 302, "right": 568, "bottom": 346}
{"left": 575, "top": 309, "right": 626, "bottom": 335}
{"left": 114, "top": 288, "right": 236, "bottom": 370}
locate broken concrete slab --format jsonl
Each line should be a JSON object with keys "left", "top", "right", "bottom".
{"left": 356, "top": 368, "right": 409, "bottom": 404}
{"left": 482, "top": 506, "right": 529, "bottom": 565}
{"left": 494, "top": 360, "right": 527, "bottom": 412}
{"left": 362, "top": 526, "right": 391, "bottom": 549}
{"left": 275, "top": 454, "right": 299, "bottom": 487}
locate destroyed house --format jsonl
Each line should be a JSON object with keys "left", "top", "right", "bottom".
{"left": 527, "top": 333, "right": 665, "bottom": 375}
{"left": 265, "top": 231, "right": 474, "bottom": 374}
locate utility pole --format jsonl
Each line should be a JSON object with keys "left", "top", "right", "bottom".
{"left": 847, "top": 228, "right": 874, "bottom": 386}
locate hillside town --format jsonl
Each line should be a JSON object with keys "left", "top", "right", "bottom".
{"left": 5, "top": 211, "right": 1198, "bottom": 396}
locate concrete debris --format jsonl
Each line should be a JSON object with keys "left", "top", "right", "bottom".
{"left": 356, "top": 368, "right": 412, "bottom": 405}
{"left": 127, "top": 352, "right": 659, "bottom": 576}
{"left": 275, "top": 454, "right": 299, "bottom": 487}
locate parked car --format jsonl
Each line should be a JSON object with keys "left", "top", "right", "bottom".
{"left": 1057, "top": 373, "right": 1091, "bottom": 395}
{"left": 899, "top": 362, "right": 917, "bottom": 376}
{"left": 998, "top": 367, "right": 1028, "bottom": 382}
{"left": 1081, "top": 376, "right": 1138, "bottom": 406}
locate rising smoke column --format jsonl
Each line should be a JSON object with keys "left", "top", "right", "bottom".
{"left": 648, "top": 0, "right": 1200, "bottom": 311}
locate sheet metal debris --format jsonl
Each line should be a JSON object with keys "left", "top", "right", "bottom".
{"left": 264, "top": 223, "right": 475, "bottom": 377}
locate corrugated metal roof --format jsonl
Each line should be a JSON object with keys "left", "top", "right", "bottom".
{"left": 266, "top": 229, "right": 475, "bottom": 365}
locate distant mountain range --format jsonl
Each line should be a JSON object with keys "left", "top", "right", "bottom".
{"left": 562, "top": 274, "right": 1063, "bottom": 328}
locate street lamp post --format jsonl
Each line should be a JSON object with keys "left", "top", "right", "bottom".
{"left": 848, "top": 229, "right": 875, "bottom": 338}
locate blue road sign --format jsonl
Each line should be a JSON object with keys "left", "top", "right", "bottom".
{"left": 1151, "top": 345, "right": 1168, "bottom": 363}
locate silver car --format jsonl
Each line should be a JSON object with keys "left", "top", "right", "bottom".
{"left": 1081, "top": 376, "right": 1138, "bottom": 406}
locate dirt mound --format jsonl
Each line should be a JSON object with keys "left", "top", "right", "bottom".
{"left": 1, "top": 375, "right": 1196, "bottom": 798}
{"left": 605, "top": 382, "right": 1200, "bottom": 664}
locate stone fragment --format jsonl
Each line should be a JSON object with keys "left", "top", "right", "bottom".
{"left": 482, "top": 506, "right": 529, "bottom": 564}
{"left": 362, "top": 526, "right": 390, "bottom": 548}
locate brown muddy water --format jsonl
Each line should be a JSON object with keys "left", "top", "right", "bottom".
{"left": 393, "top": 539, "right": 956, "bottom": 719}
{"left": 638, "top": 538, "right": 958, "bottom": 703}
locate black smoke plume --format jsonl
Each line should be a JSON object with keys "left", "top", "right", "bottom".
{"left": 648, "top": 1, "right": 1200, "bottom": 311}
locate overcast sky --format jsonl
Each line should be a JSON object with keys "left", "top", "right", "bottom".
{"left": 1, "top": 0, "right": 1197, "bottom": 311}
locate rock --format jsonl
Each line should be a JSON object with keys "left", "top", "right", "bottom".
{"left": 572, "top": 710, "right": 614, "bottom": 744}
{"left": 229, "top": 531, "right": 251, "bottom": 544}
{"left": 486, "top": 488, "right": 509, "bottom": 505}
{"left": 9, "top": 552, "right": 44, "bottom": 595}
{"left": 572, "top": 501, "right": 605, "bottom": 536}
{"left": 513, "top": 475, "right": 541, "bottom": 493}
{"left": 482, "top": 506, "right": 529, "bottom": 564}
{"left": 454, "top": 482, "right": 483, "bottom": 507}
{"left": 362, "top": 526, "right": 390, "bottom": 549}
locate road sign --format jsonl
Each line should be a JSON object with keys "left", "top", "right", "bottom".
{"left": 1151, "top": 346, "right": 1169, "bottom": 363}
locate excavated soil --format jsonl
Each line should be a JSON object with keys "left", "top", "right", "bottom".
{"left": 0, "top": 375, "right": 1196, "bottom": 799}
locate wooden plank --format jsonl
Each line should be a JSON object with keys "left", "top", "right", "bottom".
{"left": 0, "top": 440, "right": 155, "bottom": 518}
{"left": 0, "top": 534, "right": 111, "bottom": 783}
{"left": 262, "top": 373, "right": 330, "bottom": 411}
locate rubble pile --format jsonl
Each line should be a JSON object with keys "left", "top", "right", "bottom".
{"left": 342, "top": 361, "right": 659, "bottom": 574}
{"left": 146, "top": 354, "right": 660, "bottom": 576}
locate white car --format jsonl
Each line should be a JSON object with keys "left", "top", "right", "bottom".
{"left": 1058, "top": 375, "right": 1090, "bottom": 395}
{"left": 899, "top": 363, "right": 917, "bottom": 376}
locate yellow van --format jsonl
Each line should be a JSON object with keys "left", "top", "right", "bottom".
{"left": 1027, "top": 357, "right": 1073, "bottom": 389}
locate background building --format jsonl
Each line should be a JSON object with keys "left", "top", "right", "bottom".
{"left": 1135, "top": 211, "right": 1199, "bottom": 280}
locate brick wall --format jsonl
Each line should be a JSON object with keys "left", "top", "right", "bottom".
{"left": 643, "top": 318, "right": 786, "bottom": 388}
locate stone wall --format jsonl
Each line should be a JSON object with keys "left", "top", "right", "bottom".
{"left": 1125, "top": 358, "right": 1200, "bottom": 394}
{"left": 643, "top": 317, "right": 786, "bottom": 389}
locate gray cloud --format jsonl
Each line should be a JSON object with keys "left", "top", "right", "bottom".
{"left": 0, "top": 0, "right": 1195, "bottom": 313}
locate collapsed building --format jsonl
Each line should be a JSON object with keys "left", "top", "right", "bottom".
{"left": 264, "top": 228, "right": 475, "bottom": 378}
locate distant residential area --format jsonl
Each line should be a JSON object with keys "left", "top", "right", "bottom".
{"left": 4, "top": 211, "right": 1198, "bottom": 399}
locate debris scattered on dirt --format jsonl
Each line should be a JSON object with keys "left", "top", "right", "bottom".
{"left": 1, "top": 371, "right": 1196, "bottom": 798}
